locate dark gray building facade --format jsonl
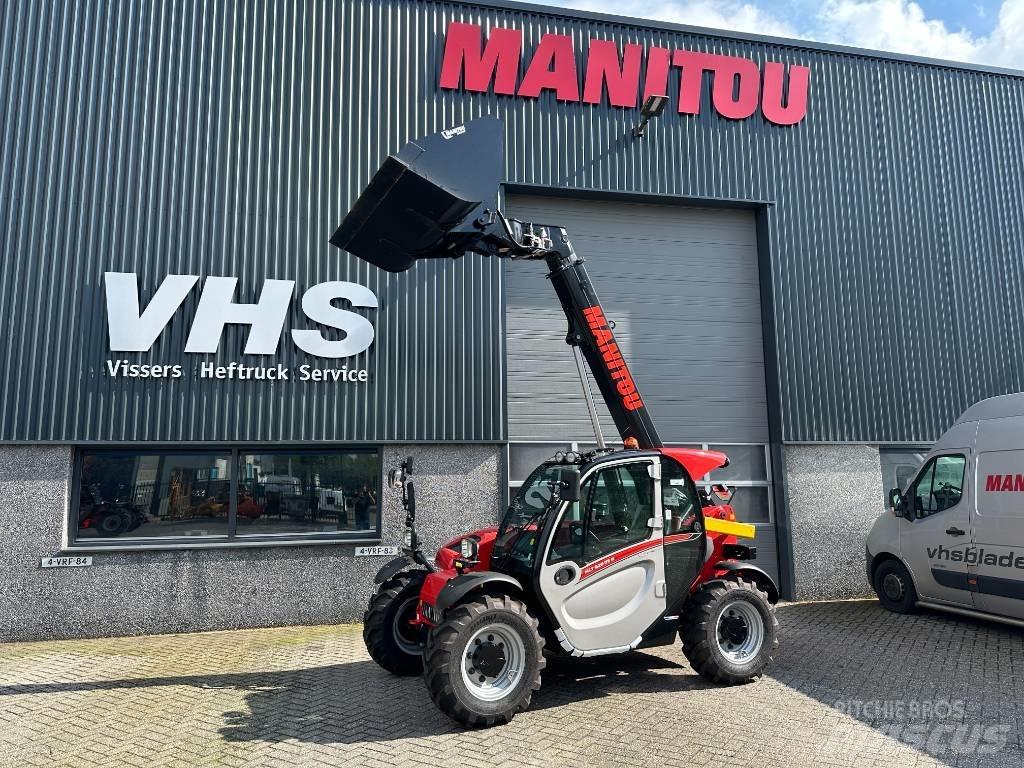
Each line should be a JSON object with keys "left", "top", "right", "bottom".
{"left": 2, "top": 0, "right": 1023, "bottom": 640}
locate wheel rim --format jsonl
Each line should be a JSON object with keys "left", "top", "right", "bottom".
{"left": 391, "top": 597, "right": 424, "bottom": 655}
{"left": 460, "top": 622, "right": 526, "bottom": 702}
{"left": 716, "top": 599, "right": 765, "bottom": 663}
{"left": 882, "top": 572, "right": 904, "bottom": 601}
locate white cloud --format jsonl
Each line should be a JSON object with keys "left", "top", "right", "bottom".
{"left": 816, "top": 0, "right": 979, "bottom": 60}
{"left": 977, "top": 0, "right": 1024, "bottom": 65}
{"left": 546, "top": 0, "right": 1024, "bottom": 67}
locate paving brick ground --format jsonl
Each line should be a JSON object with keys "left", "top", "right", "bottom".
{"left": 0, "top": 600, "right": 1021, "bottom": 768}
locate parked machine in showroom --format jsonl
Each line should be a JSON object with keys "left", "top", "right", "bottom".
{"left": 332, "top": 117, "right": 780, "bottom": 727}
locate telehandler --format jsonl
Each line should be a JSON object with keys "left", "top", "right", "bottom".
{"left": 331, "top": 117, "right": 779, "bottom": 727}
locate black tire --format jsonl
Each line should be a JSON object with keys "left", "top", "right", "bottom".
{"left": 423, "top": 594, "right": 545, "bottom": 728}
{"left": 96, "top": 510, "right": 130, "bottom": 537}
{"left": 125, "top": 507, "right": 145, "bottom": 532}
{"left": 681, "top": 577, "right": 778, "bottom": 685}
{"left": 873, "top": 558, "right": 917, "bottom": 614}
{"left": 363, "top": 570, "right": 428, "bottom": 675}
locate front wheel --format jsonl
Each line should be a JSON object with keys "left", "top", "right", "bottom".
{"left": 681, "top": 577, "right": 778, "bottom": 684}
{"left": 872, "top": 558, "right": 917, "bottom": 614}
{"left": 363, "top": 570, "right": 427, "bottom": 675}
{"left": 423, "top": 594, "right": 545, "bottom": 728}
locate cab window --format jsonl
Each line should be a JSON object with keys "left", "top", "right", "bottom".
{"left": 583, "top": 462, "right": 654, "bottom": 561}
{"left": 547, "top": 461, "right": 657, "bottom": 564}
{"left": 546, "top": 490, "right": 585, "bottom": 565}
{"left": 911, "top": 455, "right": 966, "bottom": 518}
{"left": 662, "top": 459, "right": 700, "bottom": 535}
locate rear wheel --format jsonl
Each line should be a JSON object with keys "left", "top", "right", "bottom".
{"left": 423, "top": 594, "right": 544, "bottom": 728}
{"left": 363, "top": 570, "right": 427, "bottom": 675}
{"left": 681, "top": 577, "right": 777, "bottom": 684}
{"left": 872, "top": 559, "right": 917, "bottom": 614}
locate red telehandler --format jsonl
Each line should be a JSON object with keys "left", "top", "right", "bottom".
{"left": 331, "top": 117, "right": 779, "bottom": 728}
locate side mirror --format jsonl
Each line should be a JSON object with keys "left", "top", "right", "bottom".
{"left": 888, "top": 488, "right": 911, "bottom": 520}
{"left": 560, "top": 469, "right": 581, "bottom": 503}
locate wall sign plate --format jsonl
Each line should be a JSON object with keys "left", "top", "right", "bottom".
{"left": 355, "top": 546, "right": 399, "bottom": 557}
{"left": 41, "top": 556, "right": 92, "bottom": 568}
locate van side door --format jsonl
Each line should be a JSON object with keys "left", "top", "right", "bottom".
{"left": 970, "top": 418, "right": 1024, "bottom": 620}
{"left": 899, "top": 452, "right": 973, "bottom": 607}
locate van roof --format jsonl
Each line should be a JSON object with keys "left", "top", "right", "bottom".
{"left": 955, "top": 393, "right": 1024, "bottom": 424}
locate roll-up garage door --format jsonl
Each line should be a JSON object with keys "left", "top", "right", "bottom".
{"left": 504, "top": 194, "right": 778, "bottom": 581}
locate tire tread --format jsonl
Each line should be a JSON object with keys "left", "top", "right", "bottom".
{"left": 362, "top": 570, "right": 426, "bottom": 676}
{"left": 423, "top": 593, "right": 544, "bottom": 728}
{"left": 681, "top": 577, "right": 778, "bottom": 685}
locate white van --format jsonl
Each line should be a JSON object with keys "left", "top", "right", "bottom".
{"left": 866, "top": 393, "right": 1024, "bottom": 626}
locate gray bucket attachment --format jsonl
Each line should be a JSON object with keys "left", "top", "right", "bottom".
{"left": 330, "top": 117, "right": 503, "bottom": 273}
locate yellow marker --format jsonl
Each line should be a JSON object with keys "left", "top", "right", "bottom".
{"left": 704, "top": 517, "right": 756, "bottom": 539}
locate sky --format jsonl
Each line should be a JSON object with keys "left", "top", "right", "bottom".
{"left": 535, "top": 0, "right": 1024, "bottom": 68}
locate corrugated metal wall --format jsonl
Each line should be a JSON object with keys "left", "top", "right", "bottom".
{"left": 3, "top": 0, "right": 1024, "bottom": 443}
{"left": 0, "top": 0, "right": 506, "bottom": 443}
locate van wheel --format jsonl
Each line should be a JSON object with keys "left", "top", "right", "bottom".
{"left": 873, "top": 559, "right": 917, "bottom": 613}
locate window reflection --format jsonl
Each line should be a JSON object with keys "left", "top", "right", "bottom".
{"left": 73, "top": 449, "right": 382, "bottom": 543}
{"left": 77, "top": 453, "right": 231, "bottom": 538}
{"left": 237, "top": 452, "right": 379, "bottom": 534}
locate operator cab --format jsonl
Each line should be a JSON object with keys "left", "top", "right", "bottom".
{"left": 494, "top": 449, "right": 708, "bottom": 654}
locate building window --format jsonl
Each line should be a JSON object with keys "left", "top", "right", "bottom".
{"left": 238, "top": 451, "right": 379, "bottom": 535}
{"left": 76, "top": 452, "right": 232, "bottom": 539}
{"left": 72, "top": 448, "right": 381, "bottom": 548}
{"left": 702, "top": 444, "right": 773, "bottom": 525}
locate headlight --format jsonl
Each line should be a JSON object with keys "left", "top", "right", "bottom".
{"left": 459, "top": 537, "right": 479, "bottom": 560}
{"left": 403, "top": 529, "right": 415, "bottom": 549}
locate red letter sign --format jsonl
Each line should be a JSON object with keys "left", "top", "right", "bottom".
{"left": 438, "top": 22, "right": 810, "bottom": 126}
{"left": 518, "top": 34, "right": 580, "bottom": 101}
{"left": 761, "top": 62, "right": 810, "bottom": 125}
{"left": 710, "top": 55, "right": 760, "bottom": 120}
{"left": 642, "top": 47, "right": 672, "bottom": 102}
{"left": 583, "top": 39, "right": 643, "bottom": 108}
{"left": 672, "top": 50, "right": 714, "bottom": 114}
{"left": 439, "top": 22, "right": 522, "bottom": 95}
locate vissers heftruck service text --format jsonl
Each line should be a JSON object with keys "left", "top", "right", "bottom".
{"left": 102, "top": 272, "right": 378, "bottom": 382}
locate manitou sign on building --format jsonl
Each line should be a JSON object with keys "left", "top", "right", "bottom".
{"left": 439, "top": 21, "right": 811, "bottom": 124}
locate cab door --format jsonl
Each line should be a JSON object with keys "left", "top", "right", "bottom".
{"left": 900, "top": 452, "right": 973, "bottom": 607}
{"left": 969, "top": 418, "right": 1024, "bottom": 620}
{"left": 538, "top": 457, "right": 665, "bottom": 653}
